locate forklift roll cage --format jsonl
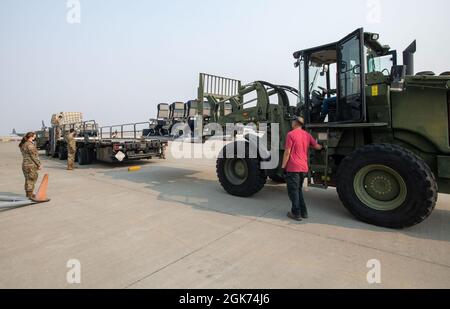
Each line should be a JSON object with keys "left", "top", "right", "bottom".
{"left": 295, "top": 28, "right": 396, "bottom": 126}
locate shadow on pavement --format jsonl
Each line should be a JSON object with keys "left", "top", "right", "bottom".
{"left": 100, "top": 165, "right": 450, "bottom": 243}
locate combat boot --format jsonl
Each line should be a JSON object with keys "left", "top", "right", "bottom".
{"left": 26, "top": 191, "right": 37, "bottom": 200}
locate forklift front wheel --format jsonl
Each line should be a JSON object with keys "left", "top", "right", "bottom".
{"left": 217, "top": 157, "right": 266, "bottom": 197}
{"left": 336, "top": 144, "right": 438, "bottom": 229}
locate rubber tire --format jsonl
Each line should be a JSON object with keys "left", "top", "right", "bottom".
{"left": 217, "top": 157, "right": 267, "bottom": 197}
{"left": 336, "top": 144, "right": 438, "bottom": 229}
{"left": 269, "top": 174, "right": 286, "bottom": 184}
{"left": 77, "top": 148, "right": 92, "bottom": 165}
{"left": 58, "top": 146, "right": 68, "bottom": 160}
{"left": 87, "top": 148, "right": 95, "bottom": 164}
{"left": 52, "top": 146, "right": 59, "bottom": 158}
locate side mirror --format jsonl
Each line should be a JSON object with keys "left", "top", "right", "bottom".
{"left": 320, "top": 64, "right": 329, "bottom": 76}
{"left": 390, "top": 65, "right": 407, "bottom": 92}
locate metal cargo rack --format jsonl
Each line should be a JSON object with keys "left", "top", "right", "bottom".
{"left": 99, "top": 122, "right": 159, "bottom": 141}
{"left": 60, "top": 120, "right": 99, "bottom": 139}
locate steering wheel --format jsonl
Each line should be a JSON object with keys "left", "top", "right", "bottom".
{"left": 382, "top": 68, "right": 390, "bottom": 75}
{"left": 312, "top": 89, "right": 323, "bottom": 99}
{"left": 318, "top": 86, "right": 338, "bottom": 96}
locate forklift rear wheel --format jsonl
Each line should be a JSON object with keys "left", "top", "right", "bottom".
{"left": 336, "top": 144, "right": 438, "bottom": 229}
{"left": 216, "top": 143, "right": 266, "bottom": 197}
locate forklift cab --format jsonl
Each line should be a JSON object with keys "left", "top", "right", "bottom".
{"left": 294, "top": 28, "right": 397, "bottom": 125}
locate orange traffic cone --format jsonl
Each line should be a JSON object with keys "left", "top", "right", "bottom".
{"left": 31, "top": 174, "right": 51, "bottom": 203}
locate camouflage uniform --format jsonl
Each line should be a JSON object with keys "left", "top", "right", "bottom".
{"left": 66, "top": 133, "right": 77, "bottom": 170}
{"left": 161, "top": 145, "right": 167, "bottom": 160}
{"left": 20, "top": 141, "right": 41, "bottom": 197}
{"left": 55, "top": 118, "right": 62, "bottom": 141}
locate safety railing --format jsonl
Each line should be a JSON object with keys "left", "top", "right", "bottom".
{"left": 61, "top": 120, "right": 99, "bottom": 136}
{"left": 99, "top": 122, "right": 153, "bottom": 140}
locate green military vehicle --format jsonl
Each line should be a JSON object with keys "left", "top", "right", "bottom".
{"left": 200, "top": 28, "right": 450, "bottom": 229}
{"left": 47, "top": 120, "right": 167, "bottom": 165}
{"left": 35, "top": 121, "right": 50, "bottom": 151}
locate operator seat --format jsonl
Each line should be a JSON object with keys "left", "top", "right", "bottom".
{"left": 185, "top": 100, "right": 198, "bottom": 132}
{"left": 170, "top": 102, "right": 185, "bottom": 120}
{"left": 157, "top": 103, "right": 170, "bottom": 119}
{"left": 203, "top": 102, "right": 211, "bottom": 118}
{"left": 156, "top": 103, "right": 170, "bottom": 136}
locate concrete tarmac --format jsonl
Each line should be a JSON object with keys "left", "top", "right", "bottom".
{"left": 0, "top": 141, "right": 449, "bottom": 289}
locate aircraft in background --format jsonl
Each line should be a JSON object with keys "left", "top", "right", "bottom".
{"left": 11, "top": 129, "right": 25, "bottom": 137}
{"left": 11, "top": 121, "right": 47, "bottom": 137}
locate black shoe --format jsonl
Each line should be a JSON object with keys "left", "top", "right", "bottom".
{"left": 287, "top": 212, "right": 302, "bottom": 222}
{"left": 301, "top": 212, "right": 309, "bottom": 219}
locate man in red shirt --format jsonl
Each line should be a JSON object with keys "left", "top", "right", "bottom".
{"left": 282, "top": 117, "right": 323, "bottom": 221}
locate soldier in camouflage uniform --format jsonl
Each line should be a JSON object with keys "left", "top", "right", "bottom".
{"left": 66, "top": 129, "right": 77, "bottom": 170}
{"left": 19, "top": 132, "right": 41, "bottom": 200}
{"left": 54, "top": 115, "right": 63, "bottom": 141}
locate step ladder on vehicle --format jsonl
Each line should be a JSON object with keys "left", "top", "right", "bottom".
{"left": 307, "top": 129, "right": 330, "bottom": 189}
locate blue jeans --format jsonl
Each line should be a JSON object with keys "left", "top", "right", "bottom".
{"left": 321, "top": 96, "right": 337, "bottom": 118}
{"left": 286, "top": 172, "right": 307, "bottom": 217}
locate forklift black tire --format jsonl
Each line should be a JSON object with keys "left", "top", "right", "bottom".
{"left": 58, "top": 147, "right": 68, "bottom": 160}
{"left": 336, "top": 144, "right": 438, "bottom": 229}
{"left": 217, "top": 156, "right": 266, "bottom": 197}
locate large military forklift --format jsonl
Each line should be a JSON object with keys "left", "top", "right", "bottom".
{"left": 202, "top": 28, "right": 450, "bottom": 228}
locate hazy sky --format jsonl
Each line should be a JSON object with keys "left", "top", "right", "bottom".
{"left": 1, "top": 0, "right": 449, "bottom": 134}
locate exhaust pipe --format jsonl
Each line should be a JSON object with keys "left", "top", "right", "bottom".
{"left": 403, "top": 40, "right": 417, "bottom": 76}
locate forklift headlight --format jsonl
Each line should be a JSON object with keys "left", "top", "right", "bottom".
{"left": 371, "top": 33, "right": 379, "bottom": 41}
